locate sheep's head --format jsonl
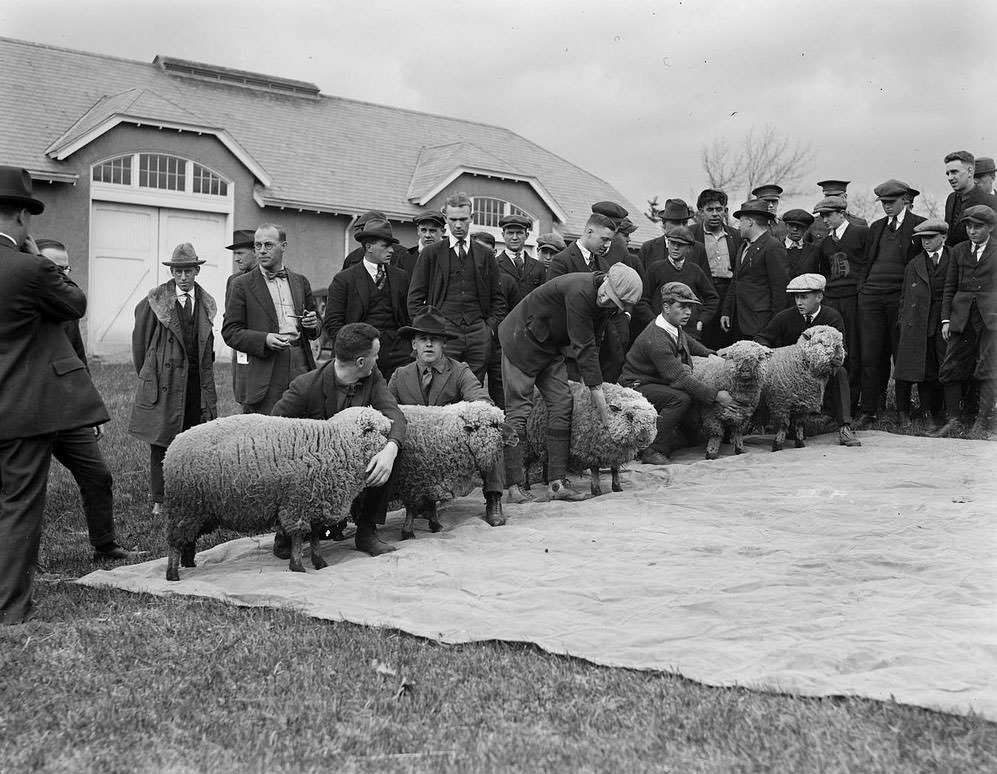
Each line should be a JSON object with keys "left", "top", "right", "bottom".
{"left": 602, "top": 385, "right": 658, "bottom": 451}
{"left": 797, "top": 325, "right": 845, "bottom": 377}
{"left": 455, "top": 401, "right": 507, "bottom": 470}
{"left": 720, "top": 340, "right": 772, "bottom": 382}
{"left": 333, "top": 406, "right": 393, "bottom": 458}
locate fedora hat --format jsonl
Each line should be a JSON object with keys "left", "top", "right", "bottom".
{"left": 162, "top": 242, "right": 205, "bottom": 267}
{"left": 974, "top": 157, "right": 996, "bottom": 178}
{"left": 659, "top": 198, "right": 694, "bottom": 222}
{"left": 398, "top": 306, "right": 458, "bottom": 339}
{"left": 225, "top": 229, "right": 255, "bottom": 250}
{"left": 356, "top": 220, "right": 399, "bottom": 245}
{"left": 733, "top": 199, "right": 777, "bottom": 221}
{"left": 0, "top": 166, "right": 44, "bottom": 214}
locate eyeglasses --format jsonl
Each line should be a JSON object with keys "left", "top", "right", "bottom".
{"left": 254, "top": 241, "right": 282, "bottom": 250}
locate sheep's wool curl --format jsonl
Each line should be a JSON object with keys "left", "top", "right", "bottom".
{"left": 760, "top": 325, "right": 845, "bottom": 420}
{"left": 692, "top": 341, "right": 771, "bottom": 434}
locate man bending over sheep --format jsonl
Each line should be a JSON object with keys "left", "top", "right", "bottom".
{"left": 271, "top": 322, "right": 407, "bottom": 557}
{"left": 499, "top": 263, "right": 643, "bottom": 502}
{"left": 387, "top": 306, "right": 506, "bottom": 530}
{"left": 620, "top": 282, "right": 735, "bottom": 463}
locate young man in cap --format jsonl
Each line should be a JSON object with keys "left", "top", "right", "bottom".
{"left": 854, "top": 180, "right": 926, "bottom": 427}
{"left": 692, "top": 189, "right": 742, "bottom": 350}
{"left": 944, "top": 151, "right": 997, "bottom": 247}
{"left": 407, "top": 192, "right": 507, "bottom": 384}
{"left": 782, "top": 209, "right": 819, "bottom": 281}
{"left": 752, "top": 184, "right": 788, "bottom": 240}
{"left": 807, "top": 180, "right": 868, "bottom": 241}
{"left": 536, "top": 232, "right": 565, "bottom": 276}
{"left": 621, "top": 282, "right": 735, "bottom": 464}
{"left": 37, "top": 239, "right": 138, "bottom": 562}
{"left": 388, "top": 306, "right": 506, "bottom": 532}
{"left": 324, "top": 221, "right": 412, "bottom": 382}
{"left": 130, "top": 243, "right": 218, "bottom": 516}
{"left": 223, "top": 223, "right": 321, "bottom": 414}
{"left": 754, "top": 274, "right": 861, "bottom": 447}
{"left": 401, "top": 212, "right": 447, "bottom": 275}
{"left": 342, "top": 210, "right": 390, "bottom": 270}
{"left": 932, "top": 205, "right": 997, "bottom": 437}
{"left": 591, "top": 200, "right": 643, "bottom": 274}
{"left": 894, "top": 220, "right": 951, "bottom": 428}
{"left": 0, "top": 167, "right": 109, "bottom": 624}
{"left": 495, "top": 213, "right": 545, "bottom": 309}
{"left": 974, "top": 157, "right": 996, "bottom": 197}
{"left": 634, "top": 226, "right": 719, "bottom": 338}
{"left": 639, "top": 198, "right": 712, "bottom": 278}
{"left": 499, "top": 263, "right": 642, "bottom": 503}
{"left": 720, "top": 200, "right": 788, "bottom": 340}
{"left": 224, "top": 229, "right": 258, "bottom": 406}
{"left": 272, "top": 323, "right": 406, "bottom": 557}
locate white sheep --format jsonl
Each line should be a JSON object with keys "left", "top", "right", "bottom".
{"left": 757, "top": 324, "right": 845, "bottom": 451}
{"left": 388, "top": 401, "right": 508, "bottom": 538}
{"left": 525, "top": 381, "right": 658, "bottom": 496}
{"left": 692, "top": 341, "right": 772, "bottom": 459}
{"left": 164, "top": 407, "right": 391, "bottom": 580}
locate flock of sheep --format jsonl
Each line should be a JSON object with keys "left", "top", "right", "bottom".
{"left": 163, "top": 326, "right": 845, "bottom": 580}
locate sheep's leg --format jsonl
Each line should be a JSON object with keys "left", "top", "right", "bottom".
{"left": 401, "top": 507, "right": 417, "bottom": 540}
{"left": 310, "top": 526, "right": 328, "bottom": 571}
{"left": 772, "top": 418, "right": 788, "bottom": 452}
{"left": 794, "top": 416, "right": 807, "bottom": 448}
{"left": 166, "top": 546, "right": 181, "bottom": 582}
{"left": 427, "top": 502, "right": 443, "bottom": 533}
{"left": 180, "top": 542, "right": 196, "bottom": 568}
{"left": 289, "top": 532, "right": 306, "bottom": 573}
{"left": 589, "top": 466, "right": 602, "bottom": 497}
{"left": 705, "top": 434, "right": 721, "bottom": 460}
{"left": 732, "top": 428, "right": 746, "bottom": 454}
{"left": 611, "top": 467, "right": 622, "bottom": 493}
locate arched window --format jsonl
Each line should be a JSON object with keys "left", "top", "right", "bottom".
{"left": 92, "top": 154, "right": 228, "bottom": 197}
{"left": 471, "top": 197, "right": 533, "bottom": 228}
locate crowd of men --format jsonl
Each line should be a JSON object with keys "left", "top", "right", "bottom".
{"left": 2, "top": 148, "right": 995, "bottom": 625}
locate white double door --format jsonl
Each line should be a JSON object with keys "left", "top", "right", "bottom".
{"left": 89, "top": 202, "right": 230, "bottom": 362}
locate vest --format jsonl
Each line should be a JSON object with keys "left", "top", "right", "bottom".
{"left": 176, "top": 297, "right": 198, "bottom": 365}
{"left": 364, "top": 273, "right": 397, "bottom": 332}
{"left": 440, "top": 245, "right": 482, "bottom": 326}
{"left": 863, "top": 225, "right": 905, "bottom": 294}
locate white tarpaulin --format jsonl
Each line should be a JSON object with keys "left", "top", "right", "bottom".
{"left": 78, "top": 431, "right": 997, "bottom": 719}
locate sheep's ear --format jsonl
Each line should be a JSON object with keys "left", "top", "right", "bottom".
{"left": 464, "top": 424, "right": 476, "bottom": 433}
{"left": 801, "top": 331, "right": 813, "bottom": 342}
{"left": 609, "top": 403, "right": 622, "bottom": 413}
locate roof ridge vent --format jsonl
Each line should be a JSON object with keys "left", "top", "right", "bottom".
{"left": 153, "top": 55, "right": 320, "bottom": 98}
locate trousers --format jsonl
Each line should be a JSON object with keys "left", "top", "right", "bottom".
{"left": 51, "top": 426, "right": 115, "bottom": 547}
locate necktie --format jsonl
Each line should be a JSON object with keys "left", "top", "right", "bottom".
{"left": 374, "top": 264, "right": 385, "bottom": 290}
{"left": 514, "top": 254, "right": 523, "bottom": 275}
{"left": 456, "top": 240, "right": 467, "bottom": 262}
{"left": 264, "top": 268, "right": 288, "bottom": 280}
{"left": 806, "top": 314, "right": 814, "bottom": 326}
{"left": 975, "top": 245, "right": 983, "bottom": 263}
{"left": 421, "top": 367, "right": 433, "bottom": 395}
{"left": 182, "top": 292, "right": 192, "bottom": 322}
{"left": 888, "top": 218, "right": 897, "bottom": 233}
{"left": 932, "top": 252, "right": 939, "bottom": 267}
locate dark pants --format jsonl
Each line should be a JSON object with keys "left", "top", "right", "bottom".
{"left": 0, "top": 434, "right": 54, "bottom": 625}
{"left": 824, "top": 294, "right": 861, "bottom": 410}
{"left": 376, "top": 330, "right": 412, "bottom": 384}
{"left": 701, "top": 278, "right": 733, "bottom": 351}
{"left": 633, "top": 383, "right": 696, "bottom": 454}
{"left": 939, "top": 303, "right": 997, "bottom": 420}
{"left": 242, "top": 345, "right": 310, "bottom": 415}
{"left": 151, "top": 375, "right": 209, "bottom": 503}
{"left": 486, "top": 342, "right": 505, "bottom": 409}
{"left": 599, "top": 313, "right": 630, "bottom": 384}
{"left": 51, "top": 426, "right": 115, "bottom": 547}
{"left": 502, "top": 354, "right": 572, "bottom": 484}
{"left": 443, "top": 319, "right": 491, "bottom": 384}
{"left": 824, "top": 366, "right": 853, "bottom": 427}
{"left": 858, "top": 291, "right": 901, "bottom": 414}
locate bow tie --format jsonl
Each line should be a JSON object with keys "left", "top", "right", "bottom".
{"left": 341, "top": 380, "right": 362, "bottom": 396}
{"left": 264, "top": 268, "right": 288, "bottom": 281}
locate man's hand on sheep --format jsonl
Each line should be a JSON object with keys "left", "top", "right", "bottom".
{"left": 720, "top": 315, "right": 731, "bottom": 332}
{"left": 266, "top": 333, "right": 292, "bottom": 350}
{"left": 714, "top": 390, "right": 736, "bottom": 410}
{"left": 365, "top": 441, "right": 399, "bottom": 488}
{"left": 299, "top": 310, "right": 319, "bottom": 331}
{"left": 591, "top": 386, "right": 611, "bottom": 428}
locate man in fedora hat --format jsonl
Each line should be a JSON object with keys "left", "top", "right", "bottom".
{"left": 720, "top": 199, "right": 788, "bottom": 339}
{"left": 129, "top": 243, "right": 218, "bottom": 516}
{"left": 222, "top": 223, "right": 320, "bottom": 414}
{"left": 944, "top": 151, "right": 997, "bottom": 247}
{"left": 387, "top": 306, "right": 506, "bottom": 533}
{"left": 691, "top": 189, "right": 742, "bottom": 350}
{"left": 402, "top": 212, "right": 447, "bottom": 275}
{"left": 0, "top": 166, "right": 110, "bottom": 624}
{"left": 639, "top": 198, "right": 712, "bottom": 278}
{"left": 974, "top": 156, "right": 996, "bottom": 197}
{"left": 224, "top": 229, "right": 258, "bottom": 404}
{"left": 499, "top": 263, "right": 642, "bottom": 504}
{"left": 323, "top": 220, "right": 411, "bottom": 382}
{"left": 342, "top": 210, "right": 390, "bottom": 270}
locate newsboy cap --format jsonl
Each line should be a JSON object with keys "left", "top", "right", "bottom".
{"left": 782, "top": 208, "right": 815, "bottom": 227}
{"left": 471, "top": 231, "right": 496, "bottom": 248}
{"left": 664, "top": 225, "right": 696, "bottom": 245}
{"left": 786, "top": 273, "right": 826, "bottom": 294}
{"left": 817, "top": 179, "right": 850, "bottom": 196}
{"left": 537, "top": 232, "right": 566, "bottom": 252}
{"left": 225, "top": 229, "right": 255, "bottom": 250}
{"left": 618, "top": 217, "right": 638, "bottom": 235}
{"left": 660, "top": 281, "right": 702, "bottom": 306}
{"left": 960, "top": 205, "right": 997, "bottom": 227}
{"left": 874, "top": 179, "right": 911, "bottom": 200}
{"left": 751, "top": 184, "right": 784, "bottom": 200}
{"left": 913, "top": 219, "right": 949, "bottom": 237}
{"left": 0, "top": 165, "right": 45, "bottom": 214}
{"left": 813, "top": 196, "right": 848, "bottom": 214}
{"left": 974, "top": 157, "right": 996, "bottom": 177}
{"left": 733, "top": 199, "right": 777, "bottom": 221}
{"left": 602, "top": 263, "right": 642, "bottom": 310}
{"left": 591, "top": 201, "right": 629, "bottom": 222}
{"left": 413, "top": 211, "right": 446, "bottom": 227}
{"left": 162, "top": 242, "right": 205, "bottom": 267}
{"left": 499, "top": 213, "right": 533, "bottom": 230}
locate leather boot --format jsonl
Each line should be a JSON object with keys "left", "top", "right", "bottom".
{"left": 355, "top": 518, "right": 396, "bottom": 556}
{"left": 484, "top": 492, "right": 506, "bottom": 526}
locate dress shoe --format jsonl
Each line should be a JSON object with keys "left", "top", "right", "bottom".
{"left": 151, "top": 502, "right": 163, "bottom": 517}
{"left": 506, "top": 484, "right": 536, "bottom": 504}
{"left": 484, "top": 492, "right": 506, "bottom": 527}
{"left": 929, "top": 419, "right": 964, "bottom": 438}
{"left": 93, "top": 543, "right": 141, "bottom": 562}
{"left": 855, "top": 413, "right": 877, "bottom": 430}
{"left": 639, "top": 449, "right": 671, "bottom": 465}
{"left": 355, "top": 527, "right": 397, "bottom": 556}
{"left": 838, "top": 425, "right": 861, "bottom": 447}
{"left": 548, "top": 479, "right": 589, "bottom": 502}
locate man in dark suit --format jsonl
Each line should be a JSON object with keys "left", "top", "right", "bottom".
{"left": 944, "top": 151, "right": 997, "bottom": 247}
{"left": 854, "top": 180, "right": 926, "bottom": 426}
{"left": 720, "top": 200, "right": 788, "bottom": 340}
{"left": 933, "top": 205, "right": 997, "bottom": 437}
{"left": 272, "top": 323, "right": 406, "bottom": 557}
{"left": 692, "top": 189, "right": 741, "bottom": 350}
{"left": 342, "top": 210, "right": 389, "bottom": 270}
{"left": 639, "top": 198, "right": 712, "bottom": 278}
{"left": 222, "top": 223, "right": 320, "bottom": 414}
{"left": 0, "top": 167, "right": 110, "bottom": 624}
{"left": 407, "top": 192, "right": 507, "bottom": 383}
{"left": 400, "top": 212, "right": 446, "bottom": 275}
{"left": 782, "top": 209, "right": 820, "bottom": 281}
{"left": 807, "top": 180, "right": 868, "bottom": 242}
{"left": 323, "top": 221, "right": 411, "bottom": 382}
{"left": 495, "top": 213, "right": 546, "bottom": 309}
{"left": 224, "top": 229, "right": 257, "bottom": 405}
{"left": 388, "top": 307, "right": 505, "bottom": 531}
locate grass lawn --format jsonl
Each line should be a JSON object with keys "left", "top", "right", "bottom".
{"left": 2, "top": 362, "right": 994, "bottom": 774}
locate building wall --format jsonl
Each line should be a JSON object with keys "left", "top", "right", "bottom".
{"left": 425, "top": 174, "right": 555, "bottom": 235}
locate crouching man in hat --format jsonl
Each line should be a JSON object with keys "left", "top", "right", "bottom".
{"left": 388, "top": 307, "right": 506, "bottom": 533}
{"left": 620, "top": 282, "right": 735, "bottom": 464}
{"left": 499, "top": 263, "right": 643, "bottom": 503}
{"left": 754, "top": 273, "right": 861, "bottom": 447}
{"left": 129, "top": 243, "right": 218, "bottom": 516}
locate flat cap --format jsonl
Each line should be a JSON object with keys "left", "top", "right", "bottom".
{"left": 873, "top": 179, "right": 911, "bottom": 200}
{"left": 225, "top": 229, "right": 255, "bottom": 250}
{"left": 499, "top": 213, "right": 533, "bottom": 230}
{"left": 537, "top": 232, "right": 566, "bottom": 252}
{"left": 813, "top": 196, "right": 848, "bottom": 214}
{"left": 974, "top": 156, "right": 996, "bottom": 177}
{"left": 618, "top": 217, "right": 638, "bottom": 235}
{"left": 733, "top": 199, "right": 777, "bottom": 221}
{"left": 470, "top": 230, "right": 496, "bottom": 248}
{"left": 665, "top": 225, "right": 696, "bottom": 245}
{"left": 751, "top": 184, "right": 784, "bottom": 200}
{"left": 782, "top": 208, "right": 815, "bottom": 226}
{"left": 602, "top": 263, "right": 642, "bottom": 310}
{"left": 355, "top": 210, "right": 388, "bottom": 228}
{"left": 413, "top": 212, "right": 446, "bottom": 227}
{"left": 591, "top": 201, "right": 629, "bottom": 222}
{"left": 960, "top": 205, "right": 997, "bottom": 227}
{"left": 786, "top": 273, "right": 826, "bottom": 294}
{"left": 817, "top": 179, "right": 850, "bottom": 195}
{"left": 913, "top": 219, "right": 949, "bottom": 237}
{"left": 659, "top": 198, "right": 694, "bottom": 222}
{"left": 660, "top": 281, "right": 702, "bottom": 305}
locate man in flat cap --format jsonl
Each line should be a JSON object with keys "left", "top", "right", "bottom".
{"left": 974, "top": 157, "right": 996, "bottom": 197}
{"left": 894, "top": 220, "right": 951, "bottom": 429}
{"left": 621, "top": 282, "right": 735, "bottom": 464}
{"left": 933, "top": 205, "right": 997, "bottom": 437}
{"left": 853, "top": 180, "right": 926, "bottom": 427}
{"left": 222, "top": 223, "right": 321, "bottom": 414}
{"left": 495, "top": 213, "right": 545, "bottom": 309}
{"left": 401, "top": 212, "right": 447, "bottom": 275}
{"left": 0, "top": 167, "right": 109, "bottom": 624}
{"left": 639, "top": 198, "right": 712, "bottom": 278}
{"left": 591, "top": 200, "right": 643, "bottom": 274}
{"left": 807, "top": 180, "right": 868, "bottom": 242}
{"left": 720, "top": 200, "right": 788, "bottom": 340}
{"left": 342, "top": 210, "right": 390, "bottom": 270}
{"left": 324, "top": 220, "right": 412, "bottom": 382}
{"left": 407, "top": 192, "right": 506, "bottom": 383}
{"left": 782, "top": 209, "right": 820, "bottom": 281}
{"left": 692, "top": 189, "right": 742, "bottom": 350}
{"left": 754, "top": 273, "right": 861, "bottom": 447}
{"left": 500, "top": 263, "right": 642, "bottom": 503}
{"left": 224, "top": 229, "right": 258, "bottom": 404}
{"left": 944, "top": 151, "right": 997, "bottom": 248}
{"left": 536, "top": 232, "right": 566, "bottom": 277}
{"left": 752, "top": 184, "right": 788, "bottom": 240}
{"left": 130, "top": 243, "right": 218, "bottom": 516}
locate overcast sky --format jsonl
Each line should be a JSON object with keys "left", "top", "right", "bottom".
{"left": 5, "top": 0, "right": 995, "bottom": 219}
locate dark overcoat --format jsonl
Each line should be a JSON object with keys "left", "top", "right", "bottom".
{"left": 722, "top": 232, "right": 788, "bottom": 337}
{"left": 942, "top": 239, "right": 997, "bottom": 333}
{"left": 895, "top": 248, "right": 950, "bottom": 382}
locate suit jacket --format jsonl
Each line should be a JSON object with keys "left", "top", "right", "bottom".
{"left": 407, "top": 239, "right": 506, "bottom": 333}
{"left": 0, "top": 240, "right": 108, "bottom": 440}
{"left": 942, "top": 239, "right": 997, "bottom": 333}
{"left": 858, "top": 211, "right": 926, "bottom": 292}
{"left": 945, "top": 187, "right": 997, "bottom": 246}
{"left": 895, "top": 247, "right": 951, "bottom": 381}
{"left": 546, "top": 242, "right": 613, "bottom": 277}
{"left": 785, "top": 241, "right": 821, "bottom": 281}
{"left": 753, "top": 305, "right": 846, "bottom": 350}
{"left": 638, "top": 234, "right": 712, "bottom": 279}
{"left": 222, "top": 267, "right": 318, "bottom": 405}
{"left": 323, "top": 262, "right": 411, "bottom": 343}
{"left": 225, "top": 270, "right": 253, "bottom": 400}
{"left": 722, "top": 232, "right": 788, "bottom": 337}
{"left": 387, "top": 356, "right": 489, "bottom": 406}
{"left": 495, "top": 250, "right": 546, "bottom": 309}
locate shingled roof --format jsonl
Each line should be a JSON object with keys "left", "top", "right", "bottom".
{"left": 0, "top": 36, "right": 654, "bottom": 241}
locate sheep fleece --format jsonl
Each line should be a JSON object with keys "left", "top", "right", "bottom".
{"left": 760, "top": 325, "right": 846, "bottom": 418}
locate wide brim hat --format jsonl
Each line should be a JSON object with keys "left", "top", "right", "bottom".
{"left": 659, "top": 198, "right": 694, "bottom": 222}
{"left": 356, "top": 220, "right": 399, "bottom": 245}
{"left": 225, "top": 229, "right": 255, "bottom": 250}
{"left": 398, "top": 306, "right": 459, "bottom": 339}
{"left": 733, "top": 199, "right": 777, "bottom": 220}
{"left": 974, "top": 157, "right": 996, "bottom": 177}
{"left": 162, "top": 242, "right": 205, "bottom": 267}
{"left": 0, "top": 166, "right": 45, "bottom": 214}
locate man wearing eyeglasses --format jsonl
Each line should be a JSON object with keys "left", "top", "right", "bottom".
{"left": 222, "top": 223, "right": 321, "bottom": 414}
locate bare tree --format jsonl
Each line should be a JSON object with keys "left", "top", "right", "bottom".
{"left": 700, "top": 136, "right": 742, "bottom": 193}
{"left": 844, "top": 191, "right": 880, "bottom": 223}
{"left": 701, "top": 124, "right": 816, "bottom": 202}
{"left": 913, "top": 191, "right": 942, "bottom": 220}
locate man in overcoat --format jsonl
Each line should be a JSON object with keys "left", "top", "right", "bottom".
{"left": 0, "top": 167, "right": 109, "bottom": 625}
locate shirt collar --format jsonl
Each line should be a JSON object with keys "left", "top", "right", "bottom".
{"left": 834, "top": 221, "right": 849, "bottom": 240}
{"left": 802, "top": 306, "right": 821, "bottom": 321}
{"left": 785, "top": 237, "right": 802, "bottom": 248}
{"left": 448, "top": 234, "right": 468, "bottom": 251}
{"left": 362, "top": 258, "right": 382, "bottom": 280}
{"left": 0, "top": 231, "right": 18, "bottom": 247}
{"left": 576, "top": 241, "right": 593, "bottom": 262}
{"left": 974, "top": 239, "right": 990, "bottom": 254}
{"left": 175, "top": 284, "right": 193, "bottom": 300}
{"left": 891, "top": 208, "right": 907, "bottom": 227}
{"left": 654, "top": 314, "right": 680, "bottom": 339}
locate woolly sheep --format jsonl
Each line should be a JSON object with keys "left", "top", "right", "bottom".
{"left": 692, "top": 341, "right": 772, "bottom": 459}
{"left": 388, "top": 401, "right": 509, "bottom": 538}
{"left": 164, "top": 407, "right": 391, "bottom": 581}
{"left": 525, "top": 381, "right": 657, "bottom": 496}
{"left": 757, "top": 325, "right": 845, "bottom": 452}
